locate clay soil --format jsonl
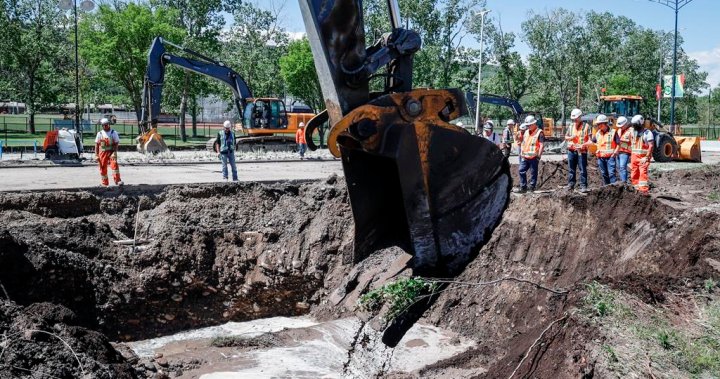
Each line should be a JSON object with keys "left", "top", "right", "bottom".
{"left": 1, "top": 162, "right": 719, "bottom": 378}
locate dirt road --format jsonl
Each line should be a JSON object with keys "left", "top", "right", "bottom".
{"left": 0, "top": 160, "right": 344, "bottom": 191}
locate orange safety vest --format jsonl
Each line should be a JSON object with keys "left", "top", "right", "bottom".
{"left": 567, "top": 123, "right": 590, "bottom": 152}
{"left": 617, "top": 127, "right": 632, "bottom": 154}
{"left": 631, "top": 130, "right": 652, "bottom": 156}
{"left": 595, "top": 129, "right": 617, "bottom": 158}
{"left": 295, "top": 128, "right": 306, "bottom": 144}
{"left": 98, "top": 130, "right": 116, "bottom": 151}
{"left": 521, "top": 128, "right": 542, "bottom": 159}
{"left": 568, "top": 123, "right": 590, "bottom": 151}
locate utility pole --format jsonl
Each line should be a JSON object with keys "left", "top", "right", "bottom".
{"left": 648, "top": 0, "right": 695, "bottom": 129}
{"left": 473, "top": 9, "right": 491, "bottom": 132}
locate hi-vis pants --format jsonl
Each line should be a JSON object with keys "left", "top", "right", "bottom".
{"left": 98, "top": 150, "right": 121, "bottom": 186}
{"left": 630, "top": 154, "right": 650, "bottom": 193}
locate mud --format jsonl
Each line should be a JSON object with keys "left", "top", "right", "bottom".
{"left": 0, "top": 164, "right": 719, "bottom": 378}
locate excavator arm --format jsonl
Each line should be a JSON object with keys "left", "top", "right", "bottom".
{"left": 138, "top": 37, "right": 253, "bottom": 153}
{"left": 301, "top": 0, "right": 511, "bottom": 343}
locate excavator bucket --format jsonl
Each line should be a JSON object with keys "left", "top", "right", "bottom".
{"left": 328, "top": 89, "right": 510, "bottom": 276}
{"left": 136, "top": 128, "right": 169, "bottom": 154}
{"left": 674, "top": 136, "right": 702, "bottom": 162}
{"left": 300, "top": 0, "right": 510, "bottom": 276}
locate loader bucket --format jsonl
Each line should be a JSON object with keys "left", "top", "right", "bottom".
{"left": 674, "top": 136, "right": 702, "bottom": 162}
{"left": 331, "top": 89, "right": 511, "bottom": 276}
{"left": 136, "top": 128, "right": 169, "bottom": 154}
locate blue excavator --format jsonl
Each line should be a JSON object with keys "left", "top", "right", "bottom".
{"left": 138, "top": 37, "right": 295, "bottom": 153}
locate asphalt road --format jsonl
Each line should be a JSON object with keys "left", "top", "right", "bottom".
{"left": 0, "top": 160, "right": 345, "bottom": 192}
{"left": 1, "top": 152, "right": 717, "bottom": 192}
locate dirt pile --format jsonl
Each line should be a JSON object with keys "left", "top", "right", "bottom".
{"left": 418, "top": 183, "right": 720, "bottom": 378}
{"left": 0, "top": 300, "right": 134, "bottom": 378}
{"left": 0, "top": 178, "right": 356, "bottom": 377}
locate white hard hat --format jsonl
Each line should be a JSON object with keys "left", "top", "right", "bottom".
{"left": 483, "top": 123, "right": 493, "bottom": 130}
{"left": 455, "top": 121, "right": 463, "bottom": 127}
{"left": 595, "top": 114, "right": 609, "bottom": 125}
{"left": 519, "top": 123, "right": 528, "bottom": 131}
{"left": 223, "top": 120, "right": 232, "bottom": 129}
{"left": 506, "top": 119, "right": 515, "bottom": 125}
{"left": 631, "top": 115, "right": 644, "bottom": 125}
{"left": 100, "top": 118, "right": 109, "bottom": 125}
{"left": 616, "top": 116, "right": 628, "bottom": 127}
{"left": 570, "top": 108, "right": 583, "bottom": 120}
{"left": 299, "top": 122, "right": 305, "bottom": 127}
{"left": 522, "top": 115, "right": 537, "bottom": 126}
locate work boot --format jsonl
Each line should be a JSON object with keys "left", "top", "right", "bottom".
{"left": 579, "top": 186, "right": 589, "bottom": 193}
{"left": 513, "top": 186, "right": 527, "bottom": 194}
{"left": 116, "top": 181, "right": 124, "bottom": 186}
{"left": 562, "top": 184, "right": 574, "bottom": 191}
{"left": 529, "top": 187, "right": 536, "bottom": 193}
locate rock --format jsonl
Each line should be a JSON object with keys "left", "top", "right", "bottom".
{"left": 154, "top": 353, "right": 164, "bottom": 359}
{"left": 156, "top": 358, "right": 169, "bottom": 367}
{"left": 171, "top": 294, "right": 183, "bottom": 302}
{"left": 164, "top": 313, "right": 175, "bottom": 321}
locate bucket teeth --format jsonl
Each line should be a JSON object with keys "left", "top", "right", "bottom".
{"left": 333, "top": 88, "right": 511, "bottom": 276}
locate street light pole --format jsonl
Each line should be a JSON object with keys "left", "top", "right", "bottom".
{"left": 648, "top": 0, "right": 695, "bottom": 129}
{"left": 59, "top": 0, "right": 95, "bottom": 137}
{"left": 73, "top": 0, "right": 80, "bottom": 135}
{"left": 474, "top": 9, "right": 491, "bottom": 132}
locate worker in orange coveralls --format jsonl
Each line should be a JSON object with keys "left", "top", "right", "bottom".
{"left": 94, "top": 118, "right": 123, "bottom": 187}
{"left": 296, "top": 122, "right": 307, "bottom": 160}
{"left": 629, "top": 115, "right": 654, "bottom": 194}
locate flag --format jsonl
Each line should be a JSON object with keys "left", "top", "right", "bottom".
{"left": 663, "top": 75, "right": 685, "bottom": 98}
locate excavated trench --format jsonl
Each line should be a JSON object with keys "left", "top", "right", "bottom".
{"left": 0, "top": 162, "right": 719, "bottom": 378}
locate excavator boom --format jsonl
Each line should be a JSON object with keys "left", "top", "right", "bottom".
{"left": 138, "top": 37, "right": 288, "bottom": 153}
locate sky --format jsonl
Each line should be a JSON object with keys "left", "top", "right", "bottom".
{"left": 255, "top": 0, "right": 720, "bottom": 90}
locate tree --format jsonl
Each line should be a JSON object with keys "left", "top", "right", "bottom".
{"left": 221, "top": 2, "right": 289, "bottom": 103}
{"left": 279, "top": 38, "right": 323, "bottom": 113}
{"left": 2, "top": 0, "right": 73, "bottom": 133}
{"left": 478, "top": 16, "right": 528, "bottom": 100}
{"left": 362, "top": 0, "right": 483, "bottom": 89}
{"left": 151, "top": 0, "right": 228, "bottom": 140}
{"left": 523, "top": 9, "right": 590, "bottom": 125}
{"left": 78, "top": 3, "right": 183, "bottom": 121}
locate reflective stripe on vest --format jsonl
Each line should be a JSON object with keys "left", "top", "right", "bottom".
{"left": 521, "top": 129, "right": 541, "bottom": 159}
{"left": 631, "top": 130, "right": 651, "bottom": 155}
{"left": 568, "top": 123, "right": 589, "bottom": 151}
{"left": 595, "top": 129, "right": 616, "bottom": 158}
{"left": 618, "top": 128, "right": 632, "bottom": 154}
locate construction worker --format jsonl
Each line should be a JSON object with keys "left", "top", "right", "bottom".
{"left": 591, "top": 114, "right": 620, "bottom": 185}
{"left": 515, "top": 115, "right": 544, "bottom": 193}
{"left": 296, "top": 122, "right": 307, "bottom": 159}
{"left": 501, "top": 119, "right": 515, "bottom": 158}
{"left": 94, "top": 118, "right": 123, "bottom": 187}
{"left": 615, "top": 116, "right": 632, "bottom": 184}
{"left": 516, "top": 122, "right": 528, "bottom": 158}
{"left": 215, "top": 120, "right": 238, "bottom": 181}
{"left": 630, "top": 115, "right": 654, "bottom": 194}
{"left": 482, "top": 120, "right": 502, "bottom": 148}
{"left": 564, "top": 108, "right": 591, "bottom": 192}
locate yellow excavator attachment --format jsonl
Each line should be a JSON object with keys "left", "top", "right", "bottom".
{"left": 136, "top": 128, "right": 169, "bottom": 154}
{"left": 673, "top": 136, "right": 702, "bottom": 162}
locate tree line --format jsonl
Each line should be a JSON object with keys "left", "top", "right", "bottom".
{"left": 0, "top": 0, "right": 715, "bottom": 136}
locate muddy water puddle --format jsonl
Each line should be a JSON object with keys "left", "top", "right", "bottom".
{"left": 128, "top": 316, "right": 476, "bottom": 378}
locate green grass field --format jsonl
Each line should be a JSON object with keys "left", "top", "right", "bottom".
{"left": 0, "top": 114, "right": 218, "bottom": 149}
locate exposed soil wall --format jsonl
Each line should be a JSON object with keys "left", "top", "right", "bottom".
{"left": 1, "top": 164, "right": 719, "bottom": 378}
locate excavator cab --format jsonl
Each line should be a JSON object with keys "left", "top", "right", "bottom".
{"left": 243, "top": 99, "right": 288, "bottom": 130}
